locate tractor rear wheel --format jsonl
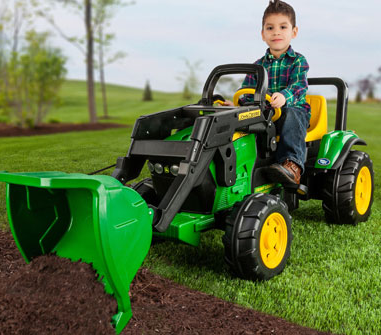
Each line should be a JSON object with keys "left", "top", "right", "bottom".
{"left": 222, "top": 193, "right": 292, "bottom": 281}
{"left": 322, "top": 150, "right": 374, "bottom": 225}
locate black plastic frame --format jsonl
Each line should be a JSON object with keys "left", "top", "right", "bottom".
{"left": 200, "top": 64, "right": 268, "bottom": 108}
{"left": 307, "top": 77, "right": 348, "bottom": 131}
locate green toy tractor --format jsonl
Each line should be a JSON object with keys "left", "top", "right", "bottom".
{"left": 0, "top": 64, "right": 374, "bottom": 333}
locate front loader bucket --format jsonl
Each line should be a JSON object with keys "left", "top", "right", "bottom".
{"left": 0, "top": 171, "right": 153, "bottom": 334}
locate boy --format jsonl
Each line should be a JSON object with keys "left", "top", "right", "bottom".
{"left": 224, "top": 0, "right": 310, "bottom": 185}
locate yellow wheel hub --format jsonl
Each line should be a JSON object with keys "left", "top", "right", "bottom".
{"left": 260, "top": 212, "right": 288, "bottom": 269}
{"left": 355, "top": 166, "right": 372, "bottom": 215}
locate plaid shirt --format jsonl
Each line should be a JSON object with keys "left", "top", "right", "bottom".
{"left": 241, "top": 46, "right": 310, "bottom": 113}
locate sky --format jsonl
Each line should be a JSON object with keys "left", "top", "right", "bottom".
{"left": 35, "top": 0, "right": 381, "bottom": 98}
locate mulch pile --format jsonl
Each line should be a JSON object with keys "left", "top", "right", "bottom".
{"left": 0, "top": 122, "right": 127, "bottom": 137}
{"left": 0, "top": 231, "right": 335, "bottom": 335}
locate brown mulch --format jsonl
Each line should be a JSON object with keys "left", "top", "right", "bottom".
{"left": 0, "top": 122, "right": 128, "bottom": 137}
{"left": 0, "top": 231, "right": 336, "bottom": 335}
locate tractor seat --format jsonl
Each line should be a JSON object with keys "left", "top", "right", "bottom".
{"left": 305, "top": 95, "right": 327, "bottom": 142}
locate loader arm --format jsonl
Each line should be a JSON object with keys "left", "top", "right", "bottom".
{"left": 113, "top": 103, "right": 276, "bottom": 233}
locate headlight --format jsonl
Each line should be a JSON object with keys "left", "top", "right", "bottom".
{"left": 154, "top": 163, "right": 163, "bottom": 174}
{"left": 170, "top": 165, "right": 179, "bottom": 176}
{"left": 147, "top": 161, "right": 154, "bottom": 173}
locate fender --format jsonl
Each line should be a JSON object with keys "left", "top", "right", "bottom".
{"left": 332, "top": 137, "right": 366, "bottom": 169}
{"left": 314, "top": 130, "right": 366, "bottom": 170}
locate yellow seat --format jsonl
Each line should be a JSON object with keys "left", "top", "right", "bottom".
{"left": 305, "top": 95, "right": 327, "bottom": 142}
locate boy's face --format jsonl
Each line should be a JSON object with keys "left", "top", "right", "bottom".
{"left": 261, "top": 14, "right": 298, "bottom": 58}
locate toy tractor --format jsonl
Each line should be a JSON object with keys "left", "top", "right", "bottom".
{"left": 0, "top": 64, "right": 374, "bottom": 333}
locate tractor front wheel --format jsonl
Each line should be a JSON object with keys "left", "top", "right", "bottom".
{"left": 132, "top": 178, "right": 159, "bottom": 207}
{"left": 322, "top": 150, "right": 374, "bottom": 225}
{"left": 222, "top": 193, "right": 292, "bottom": 281}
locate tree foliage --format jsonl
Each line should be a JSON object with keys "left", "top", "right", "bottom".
{"left": 0, "top": 1, "right": 67, "bottom": 127}
{"left": 0, "top": 31, "right": 67, "bottom": 127}
{"left": 354, "top": 90, "right": 362, "bottom": 103}
{"left": 177, "top": 58, "right": 202, "bottom": 100}
{"left": 142, "top": 80, "right": 153, "bottom": 101}
{"left": 355, "top": 67, "right": 381, "bottom": 102}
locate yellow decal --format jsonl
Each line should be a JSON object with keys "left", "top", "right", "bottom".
{"left": 254, "top": 183, "right": 276, "bottom": 193}
{"left": 238, "top": 109, "right": 260, "bottom": 121}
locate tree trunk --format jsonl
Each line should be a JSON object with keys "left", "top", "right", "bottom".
{"left": 85, "top": 0, "right": 97, "bottom": 124}
{"left": 12, "top": 1, "right": 21, "bottom": 54}
{"left": 98, "top": 26, "right": 108, "bottom": 119}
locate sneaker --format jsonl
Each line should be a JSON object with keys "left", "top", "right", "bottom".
{"left": 266, "top": 159, "right": 301, "bottom": 185}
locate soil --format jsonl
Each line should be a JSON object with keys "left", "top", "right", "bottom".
{"left": 0, "top": 231, "right": 336, "bottom": 335}
{"left": 0, "top": 122, "right": 127, "bottom": 137}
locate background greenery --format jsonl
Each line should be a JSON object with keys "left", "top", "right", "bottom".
{"left": 0, "top": 81, "right": 380, "bottom": 335}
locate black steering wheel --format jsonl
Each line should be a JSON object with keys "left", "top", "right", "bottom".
{"left": 233, "top": 88, "right": 281, "bottom": 122}
{"left": 212, "top": 94, "right": 226, "bottom": 105}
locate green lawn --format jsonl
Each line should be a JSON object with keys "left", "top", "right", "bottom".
{"left": 1, "top": 81, "right": 380, "bottom": 335}
{"left": 50, "top": 80, "right": 191, "bottom": 125}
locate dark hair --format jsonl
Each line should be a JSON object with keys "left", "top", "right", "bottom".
{"left": 262, "top": 0, "right": 296, "bottom": 28}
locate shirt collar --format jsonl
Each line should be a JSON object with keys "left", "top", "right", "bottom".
{"left": 265, "top": 46, "right": 296, "bottom": 60}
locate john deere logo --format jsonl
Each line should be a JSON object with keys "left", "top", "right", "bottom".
{"left": 238, "top": 110, "right": 260, "bottom": 121}
{"left": 318, "top": 158, "right": 330, "bottom": 166}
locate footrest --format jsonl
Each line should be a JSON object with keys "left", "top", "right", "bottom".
{"left": 283, "top": 183, "right": 308, "bottom": 195}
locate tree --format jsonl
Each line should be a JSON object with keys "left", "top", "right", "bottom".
{"left": 93, "top": 0, "right": 132, "bottom": 119}
{"left": 355, "top": 70, "right": 380, "bottom": 102}
{"left": 35, "top": 0, "right": 98, "bottom": 123}
{"left": 0, "top": 0, "right": 33, "bottom": 54}
{"left": 367, "top": 86, "right": 375, "bottom": 100}
{"left": 182, "top": 82, "right": 191, "bottom": 100}
{"left": 142, "top": 80, "right": 152, "bottom": 101}
{"left": 24, "top": 31, "right": 67, "bottom": 126}
{"left": 177, "top": 58, "right": 202, "bottom": 100}
{"left": 5, "top": 31, "right": 67, "bottom": 127}
{"left": 355, "top": 91, "right": 362, "bottom": 103}
{"left": 35, "top": 0, "right": 131, "bottom": 123}
{"left": 85, "top": 0, "right": 97, "bottom": 123}
{"left": 0, "top": 0, "right": 35, "bottom": 122}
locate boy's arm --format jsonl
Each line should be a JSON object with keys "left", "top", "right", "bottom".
{"left": 279, "top": 56, "right": 309, "bottom": 107}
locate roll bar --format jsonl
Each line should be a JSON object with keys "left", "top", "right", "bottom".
{"left": 308, "top": 77, "right": 349, "bottom": 131}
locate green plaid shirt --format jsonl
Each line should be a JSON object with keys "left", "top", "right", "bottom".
{"left": 241, "top": 46, "right": 310, "bottom": 113}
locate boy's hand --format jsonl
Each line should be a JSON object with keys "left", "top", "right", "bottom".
{"left": 222, "top": 100, "right": 234, "bottom": 106}
{"left": 270, "top": 93, "right": 286, "bottom": 108}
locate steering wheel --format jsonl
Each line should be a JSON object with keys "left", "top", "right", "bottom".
{"left": 233, "top": 88, "right": 282, "bottom": 122}
{"left": 212, "top": 94, "right": 226, "bottom": 105}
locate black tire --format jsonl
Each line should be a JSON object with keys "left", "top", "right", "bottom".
{"left": 222, "top": 193, "right": 292, "bottom": 281}
{"left": 322, "top": 150, "right": 374, "bottom": 225}
{"left": 132, "top": 178, "right": 159, "bottom": 207}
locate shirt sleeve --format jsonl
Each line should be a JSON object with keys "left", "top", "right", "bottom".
{"left": 280, "top": 56, "right": 309, "bottom": 107}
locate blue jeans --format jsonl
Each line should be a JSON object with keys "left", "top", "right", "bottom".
{"left": 275, "top": 106, "right": 311, "bottom": 173}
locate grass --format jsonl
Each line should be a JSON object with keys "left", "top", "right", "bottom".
{"left": 1, "top": 81, "right": 380, "bottom": 334}
{"left": 50, "top": 81, "right": 191, "bottom": 125}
